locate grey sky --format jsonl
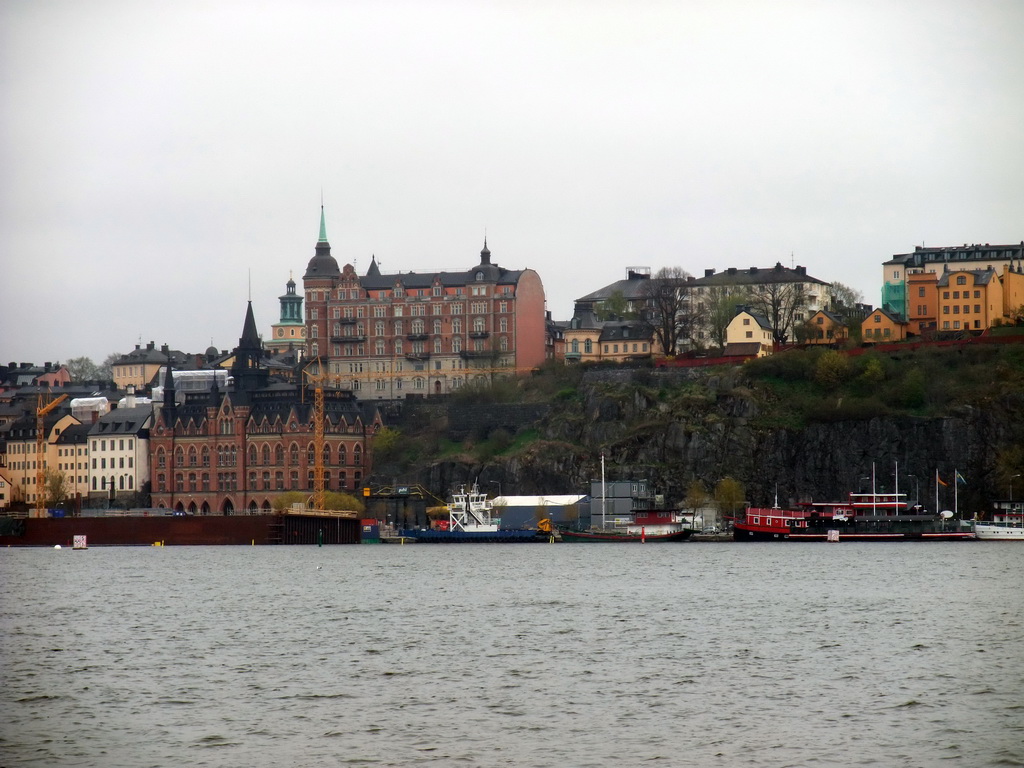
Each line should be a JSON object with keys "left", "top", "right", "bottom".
{"left": 3, "top": 0, "right": 1022, "bottom": 365}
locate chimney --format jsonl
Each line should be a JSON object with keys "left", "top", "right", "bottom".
{"left": 748, "top": 267, "right": 758, "bottom": 275}
{"left": 161, "top": 344, "right": 169, "bottom": 355}
{"left": 126, "top": 385, "right": 136, "bottom": 409}
{"left": 727, "top": 267, "right": 737, "bottom": 275}
{"left": 704, "top": 269, "right": 714, "bottom": 277}
{"left": 147, "top": 341, "right": 154, "bottom": 351}
{"left": 796, "top": 266, "right": 807, "bottom": 275}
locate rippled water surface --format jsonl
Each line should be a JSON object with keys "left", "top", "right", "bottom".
{"left": 2, "top": 542, "right": 1022, "bottom": 767}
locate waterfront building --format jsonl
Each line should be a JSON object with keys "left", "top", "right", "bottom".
{"left": 112, "top": 343, "right": 196, "bottom": 390}
{"left": 54, "top": 422, "right": 91, "bottom": 506}
{"left": 87, "top": 391, "right": 153, "bottom": 507}
{"left": 0, "top": 410, "right": 81, "bottom": 510}
{"left": 301, "top": 209, "right": 546, "bottom": 399}
{"left": 149, "top": 301, "right": 381, "bottom": 514}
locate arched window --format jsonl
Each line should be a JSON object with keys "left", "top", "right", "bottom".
{"left": 322, "top": 444, "right": 332, "bottom": 465}
{"left": 290, "top": 443, "right": 299, "bottom": 465}
{"left": 353, "top": 445, "right": 362, "bottom": 466}
{"left": 174, "top": 447, "right": 184, "bottom": 467}
{"left": 249, "top": 445, "right": 258, "bottom": 465}
{"left": 156, "top": 448, "right": 166, "bottom": 468}
{"left": 338, "top": 444, "right": 347, "bottom": 465}
{"left": 201, "top": 446, "right": 210, "bottom": 467}
{"left": 473, "top": 317, "right": 486, "bottom": 332}
{"left": 307, "top": 443, "right": 315, "bottom": 465}
{"left": 262, "top": 445, "right": 271, "bottom": 465}
{"left": 275, "top": 445, "right": 284, "bottom": 464}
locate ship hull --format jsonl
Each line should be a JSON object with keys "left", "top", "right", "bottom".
{"left": 733, "top": 524, "right": 974, "bottom": 542}
{"left": 974, "top": 524, "right": 1024, "bottom": 540}
{"left": 397, "top": 529, "right": 546, "bottom": 543}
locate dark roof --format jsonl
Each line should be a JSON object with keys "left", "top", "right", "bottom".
{"left": 936, "top": 269, "right": 998, "bottom": 287}
{"left": 691, "top": 263, "right": 828, "bottom": 288}
{"left": 598, "top": 322, "right": 654, "bottom": 343}
{"left": 114, "top": 344, "right": 193, "bottom": 367}
{"left": 812, "top": 309, "right": 847, "bottom": 325}
{"left": 89, "top": 405, "right": 153, "bottom": 436}
{"left": 722, "top": 342, "right": 765, "bottom": 357}
{"left": 869, "top": 307, "right": 907, "bottom": 325}
{"left": 885, "top": 242, "right": 1024, "bottom": 267}
{"left": 737, "top": 309, "right": 774, "bottom": 331}
{"left": 576, "top": 270, "right": 652, "bottom": 303}
{"left": 55, "top": 422, "right": 92, "bottom": 444}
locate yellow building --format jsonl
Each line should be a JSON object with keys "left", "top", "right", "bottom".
{"left": 112, "top": 342, "right": 189, "bottom": 389}
{"left": 805, "top": 310, "right": 849, "bottom": 345}
{"left": 861, "top": 308, "right": 907, "bottom": 342}
{"left": 936, "top": 269, "right": 1002, "bottom": 333}
{"left": 726, "top": 309, "right": 774, "bottom": 356}
{"left": 3, "top": 411, "right": 81, "bottom": 511}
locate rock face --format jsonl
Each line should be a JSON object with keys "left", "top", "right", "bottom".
{"left": 383, "top": 368, "right": 1021, "bottom": 512}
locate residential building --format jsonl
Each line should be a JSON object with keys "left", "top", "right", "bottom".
{"left": 575, "top": 267, "right": 654, "bottom": 317}
{"left": 562, "top": 303, "right": 604, "bottom": 363}
{"left": 112, "top": 342, "right": 195, "bottom": 390}
{"left": 88, "top": 394, "right": 153, "bottom": 506}
{"left": 149, "top": 301, "right": 382, "bottom": 514}
{"left": 54, "top": 422, "right": 92, "bottom": 506}
{"left": 862, "top": 307, "right": 908, "bottom": 342}
{"left": 686, "top": 263, "right": 830, "bottom": 345}
{"left": 805, "top": 309, "right": 849, "bottom": 345}
{"left": 598, "top": 321, "right": 655, "bottom": 362}
{"left": 936, "top": 268, "right": 1002, "bottom": 333}
{"left": 302, "top": 209, "right": 546, "bottom": 399}
{"left": 905, "top": 271, "right": 939, "bottom": 335}
{"left": 725, "top": 308, "right": 774, "bottom": 356}
{"left": 0, "top": 362, "right": 71, "bottom": 389}
{"left": 881, "top": 242, "right": 1024, "bottom": 319}
{"left": 0, "top": 410, "right": 81, "bottom": 511}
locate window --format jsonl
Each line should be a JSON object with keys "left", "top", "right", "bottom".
{"left": 918, "top": 287, "right": 925, "bottom": 297}
{"left": 584, "top": 339, "right": 592, "bottom": 354}
{"left": 974, "top": 290, "right": 981, "bottom": 299}
{"left": 956, "top": 275, "right": 967, "bottom": 285}
{"left": 974, "top": 305, "right": 981, "bottom": 314}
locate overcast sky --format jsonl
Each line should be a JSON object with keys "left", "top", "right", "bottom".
{"left": 2, "top": 0, "right": 1022, "bottom": 366}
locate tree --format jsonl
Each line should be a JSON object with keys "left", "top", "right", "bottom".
{"left": 65, "top": 357, "right": 100, "bottom": 382}
{"left": 640, "top": 266, "right": 693, "bottom": 356}
{"left": 683, "top": 479, "right": 708, "bottom": 527}
{"left": 748, "top": 281, "right": 808, "bottom": 344}
{"left": 595, "top": 290, "right": 633, "bottom": 321}
{"left": 703, "top": 287, "right": 748, "bottom": 350}
{"left": 99, "top": 352, "right": 122, "bottom": 381}
{"left": 829, "top": 282, "right": 863, "bottom": 314}
{"left": 814, "top": 350, "right": 850, "bottom": 390}
{"left": 714, "top": 477, "right": 745, "bottom": 530}
{"left": 44, "top": 468, "right": 69, "bottom": 508}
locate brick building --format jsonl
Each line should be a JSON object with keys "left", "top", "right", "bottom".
{"left": 302, "top": 209, "right": 546, "bottom": 399}
{"left": 149, "top": 301, "right": 381, "bottom": 514}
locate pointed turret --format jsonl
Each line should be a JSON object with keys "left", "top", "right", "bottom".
{"left": 162, "top": 356, "right": 177, "bottom": 417}
{"left": 304, "top": 205, "right": 340, "bottom": 279}
{"left": 480, "top": 237, "right": 491, "bottom": 266}
{"left": 366, "top": 255, "right": 381, "bottom": 278}
{"left": 239, "top": 300, "right": 261, "bottom": 350}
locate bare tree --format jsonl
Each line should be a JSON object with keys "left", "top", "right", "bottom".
{"left": 703, "top": 287, "right": 748, "bottom": 350}
{"left": 748, "top": 281, "right": 808, "bottom": 344}
{"left": 828, "top": 281, "right": 864, "bottom": 324}
{"left": 44, "top": 468, "right": 70, "bottom": 508}
{"left": 99, "top": 352, "right": 122, "bottom": 381}
{"left": 640, "top": 266, "right": 693, "bottom": 356}
{"left": 65, "top": 357, "right": 99, "bottom": 382}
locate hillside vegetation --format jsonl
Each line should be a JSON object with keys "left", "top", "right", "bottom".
{"left": 371, "top": 342, "right": 1024, "bottom": 512}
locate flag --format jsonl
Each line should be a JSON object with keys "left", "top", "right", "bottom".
{"left": 937, "top": 473, "right": 948, "bottom": 487}
{"left": 955, "top": 471, "right": 966, "bottom": 485}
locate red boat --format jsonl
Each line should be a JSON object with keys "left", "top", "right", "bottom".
{"left": 733, "top": 492, "right": 975, "bottom": 542}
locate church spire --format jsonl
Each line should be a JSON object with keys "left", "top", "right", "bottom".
{"left": 318, "top": 205, "right": 328, "bottom": 244}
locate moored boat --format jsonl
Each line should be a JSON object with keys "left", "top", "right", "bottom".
{"left": 733, "top": 492, "right": 975, "bottom": 541}
{"left": 559, "top": 509, "right": 692, "bottom": 542}
{"left": 974, "top": 510, "right": 1024, "bottom": 540}
{"left": 398, "top": 484, "right": 547, "bottom": 543}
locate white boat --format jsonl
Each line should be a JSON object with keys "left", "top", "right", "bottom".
{"left": 975, "top": 509, "right": 1024, "bottom": 540}
{"left": 447, "top": 484, "right": 500, "bottom": 533}
{"left": 974, "top": 523, "right": 1024, "bottom": 540}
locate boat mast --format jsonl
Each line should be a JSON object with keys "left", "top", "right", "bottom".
{"left": 895, "top": 460, "right": 899, "bottom": 509}
{"left": 601, "top": 452, "right": 607, "bottom": 530}
{"left": 872, "top": 462, "right": 877, "bottom": 516}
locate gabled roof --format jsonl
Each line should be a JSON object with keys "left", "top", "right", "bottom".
{"left": 811, "top": 309, "right": 847, "bottom": 326}
{"left": 576, "top": 270, "right": 652, "bottom": 303}
{"left": 867, "top": 307, "right": 907, "bottom": 325}
{"left": 734, "top": 309, "right": 773, "bottom": 331}
{"left": 936, "top": 268, "right": 998, "bottom": 287}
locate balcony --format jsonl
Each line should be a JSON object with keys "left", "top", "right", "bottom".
{"left": 405, "top": 353, "right": 431, "bottom": 361}
{"left": 406, "top": 333, "right": 429, "bottom": 341}
{"left": 459, "top": 350, "right": 493, "bottom": 360}
{"left": 330, "top": 335, "right": 367, "bottom": 344}
{"left": 468, "top": 331, "right": 490, "bottom": 339}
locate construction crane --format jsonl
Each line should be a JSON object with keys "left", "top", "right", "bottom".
{"left": 301, "top": 362, "right": 328, "bottom": 512}
{"left": 36, "top": 393, "right": 68, "bottom": 518}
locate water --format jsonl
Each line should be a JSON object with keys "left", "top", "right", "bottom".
{"left": 1, "top": 542, "right": 1022, "bottom": 767}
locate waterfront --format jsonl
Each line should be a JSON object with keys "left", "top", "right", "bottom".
{"left": 1, "top": 543, "right": 1022, "bottom": 767}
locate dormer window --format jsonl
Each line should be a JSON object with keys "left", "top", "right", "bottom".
{"left": 476, "top": 272, "right": 483, "bottom": 281}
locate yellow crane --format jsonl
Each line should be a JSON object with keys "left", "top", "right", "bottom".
{"left": 301, "top": 363, "right": 328, "bottom": 512}
{"left": 36, "top": 393, "right": 68, "bottom": 517}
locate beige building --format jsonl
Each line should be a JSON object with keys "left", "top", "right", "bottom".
{"left": 3, "top": 411, "right": 81, "bottom": 511}
{"left": 726, "top": 309, "right": 774, "bottom": 356}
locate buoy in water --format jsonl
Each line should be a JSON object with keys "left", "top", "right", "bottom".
{"left": 53, "top": 544, "right": 62, "bottom": 549}
{"left": 316, "top": 565, "right": 322, "bottom": 570}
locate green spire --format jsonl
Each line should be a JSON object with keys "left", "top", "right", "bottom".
{"left": 318, "top": 206, "right": 328, "bottom": 243}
